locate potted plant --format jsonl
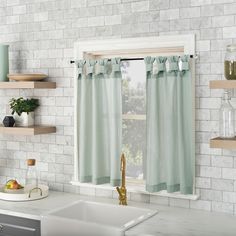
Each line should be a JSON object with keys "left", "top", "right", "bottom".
{"left": 9, "top": 97, "right": 39, "bottom": 127}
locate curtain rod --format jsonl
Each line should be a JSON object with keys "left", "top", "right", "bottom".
{"left": 70, "top": 55, "right": 197, "bottom": 64}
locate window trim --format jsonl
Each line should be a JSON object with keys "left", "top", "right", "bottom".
{"left": 122, "top": 114, "right": 146, "bottom": 120}
{"left": 70, "top": 180, "right": 199, "bottom": 201}
{"left": 73, "top": 35, "right": 196, "bottom": 196}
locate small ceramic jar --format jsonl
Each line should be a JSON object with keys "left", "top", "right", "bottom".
{"left": 3, "top": 116, "right": 15, "bottom": 127}
{"left": 225, "top": 44, "right": 236, "bottom": 80}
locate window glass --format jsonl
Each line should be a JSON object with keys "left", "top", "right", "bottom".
{"left": 121, "top": 60, "right": 146, "bottom": 182}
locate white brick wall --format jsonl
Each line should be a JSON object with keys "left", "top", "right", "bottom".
{"left": 0, "top": 0, "right": 236, "bottom": 215}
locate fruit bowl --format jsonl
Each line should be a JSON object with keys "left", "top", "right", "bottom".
{"left": 4, "top": 188, "right": 25, "bottom": 194}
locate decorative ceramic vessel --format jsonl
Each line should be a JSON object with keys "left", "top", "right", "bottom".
{"left": 0, "top": 45, "right": 9, "bottom": 82}
{"left": 14, "top": 112, "right": 34, "bottom": 127}
{"left": 3, "top": 116, "right": 15, "bottom": 127}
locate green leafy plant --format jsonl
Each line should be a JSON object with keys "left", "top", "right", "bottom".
{"left": 9, "top": 97, "right": 39, "bottom": 116}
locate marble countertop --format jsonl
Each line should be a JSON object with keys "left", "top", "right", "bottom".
{"left": 0, "top": 191, "right": 235, "bottom": 236}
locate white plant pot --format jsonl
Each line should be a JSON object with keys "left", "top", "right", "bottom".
{"left": 14, "top": 112, "right": 34, "bottom": 127}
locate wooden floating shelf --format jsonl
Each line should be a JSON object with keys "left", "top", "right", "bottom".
{"left": 209, "top": 80, "right": 236, "bottom": 89}
{"left": 0, "top": 125, "right": 56, "bottom": 135}
{"left": 0, "top": 82, "right": 56, "bottom": 89}
{"left": 210, "top": 137, "right": 236, "bottom": 149}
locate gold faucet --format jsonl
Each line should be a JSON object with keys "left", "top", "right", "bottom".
{"left": 116, "top": 153, "right": 127, "bottom": 205}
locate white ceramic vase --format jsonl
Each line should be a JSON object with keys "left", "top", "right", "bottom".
{"left": 14, "top": 112, "right": 34, "bottom": 127}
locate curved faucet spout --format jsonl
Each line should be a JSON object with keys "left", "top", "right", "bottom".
{"left": 116, "top": 153, "right": 127, "bottom": 206}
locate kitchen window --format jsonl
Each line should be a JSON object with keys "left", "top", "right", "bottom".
{"left": 73, "top": 35, "right": 197, "bottom": 199}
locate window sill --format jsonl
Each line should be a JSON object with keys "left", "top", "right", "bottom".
{"left": 71, "top": 181, "right": 199, "bottom": 201}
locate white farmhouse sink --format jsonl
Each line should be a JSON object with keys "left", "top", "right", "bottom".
{"left": 41, "top": 200, "right": 157, "bottom": 236}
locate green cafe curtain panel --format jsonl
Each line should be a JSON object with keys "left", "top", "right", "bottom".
{"left": 145, "top": 56, "right": 194, "bottom": 194}
{"left": 76, "top": 58, "right": 122, "bottom": 186}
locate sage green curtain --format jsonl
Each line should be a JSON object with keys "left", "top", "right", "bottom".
{"left": 145, "top": 55, "right": 194, "bottom": 194}
{"left": 77, "top": 58, "right": 122, "bottom": 186}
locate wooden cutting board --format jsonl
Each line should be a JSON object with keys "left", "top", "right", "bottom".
{"left": 8, "top": 74, "right": 47, "bottom": 81}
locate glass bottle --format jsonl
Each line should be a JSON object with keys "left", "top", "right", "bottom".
{"left": 224, "top": 44, "right": 236, "bottom": 80}
{"left": 219, "top": 91, "right": 235, "bottom": 138}
{"left": 25, "top": 159, "right": 38, "bottom": 190}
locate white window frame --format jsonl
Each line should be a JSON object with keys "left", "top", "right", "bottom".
{"left": 72, "top": 35, "right": 198, "bottom": 200}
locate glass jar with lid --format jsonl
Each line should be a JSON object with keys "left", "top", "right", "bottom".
{"left": 25, "top": 159, "right": 38, "bottom": 191}
{"left": 219, "top": 90, "right": 235, "bottom": 138}
{"left": 225, "top": 44, "right": 236, "bottom": 80}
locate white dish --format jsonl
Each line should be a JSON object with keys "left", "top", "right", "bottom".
{"left": 0, "top": 184, "right": 49, "bottom": 202}
{"left": 7, "top": 74, "right": 47, "bottom": 81}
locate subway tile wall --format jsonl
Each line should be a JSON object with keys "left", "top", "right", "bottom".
{"left": 0, "top": 0, "right": 236, "bottom": 214}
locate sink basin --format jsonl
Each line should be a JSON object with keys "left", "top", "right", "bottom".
{"left": 41, "top": 200, "right": 157, "bottom": 236}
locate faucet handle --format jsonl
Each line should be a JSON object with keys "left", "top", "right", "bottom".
{"left": 116, "top": 186, "right": 122, "bottom": 197}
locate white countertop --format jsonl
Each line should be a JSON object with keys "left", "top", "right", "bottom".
{"left": 0, "top": 191, "right": 235, "bottom": 236}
